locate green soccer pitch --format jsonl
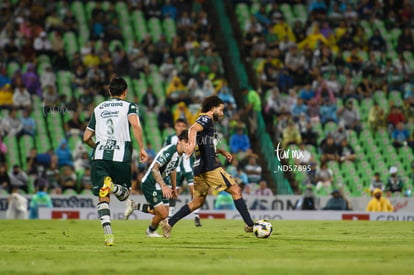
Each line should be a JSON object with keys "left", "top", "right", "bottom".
{"left": 0, "top": 219, "right": 413, "bottom": 275}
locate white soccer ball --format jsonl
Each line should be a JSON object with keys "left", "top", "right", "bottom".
{"left": 253, "top": 220, "right": 273, "bottom": 238}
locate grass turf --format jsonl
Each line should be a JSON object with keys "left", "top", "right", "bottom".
{"left": 0, "top": 219, "right": 413, "bottom": 275}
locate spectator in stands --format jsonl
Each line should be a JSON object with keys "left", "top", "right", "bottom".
{"left": 230, "top": 125, "right": 251, "bottom": 154}
{"left": 105, "top": 18, "right": 123, "bottom": 42}
{"left": 386, "top": 166, "right": 404, "bottom": 196}
{"left": 319, "top": 97, "right": 338, "bottom": 126}
{"left": 331, "top": 124, "right": 347, "bottom": 145}
{"left": 357, "top": 75, "right": 375, "bottom": 99}
{"left": 369, "top": 172, "right": 385, "bottom": 194}
{"left": 19, "top": 109, "right": 36, "bottom": 137}
{"left": 50, "top": 31, "right": 64, "bottom": 57}
{"left": 241, "top": 87, "right": 262, "bottom": 134}
{"left": 321, "top": 135, "right": 339, "bottom": 163}
{"left": 5, "top": 109, "right": 22, "bottom": 137}
{"left": 60, "top": 165, "right": 77, "bottom": 193}
{"left": 299, "top": 84, "right": 315, "bottom": 103}
{"left": 13, "top": 80, "right": 31, "bottom": 109}
{"left": 43, "top": 154, "right": 61, "bottom": 194}
{"left": 142, "top": 86, "right": 158, "bottom": 112}
{"left": 322, "top": 189, "right": 349, "bottom": 210}
{"left": 282, "top": 119, "right": 302, "bottom": 148}
{"left": 391, "top": 122, "right": 409, "bottom": 149}
{"left": 217, "top": 79, "right": 236, "bottom": 108}
{"left": 33, "top": 31, "right": 52, "bottom": 56}
{"left": 255, "top": 180, "right": 273, "bottom": 196}
{"left": 22, "top": 64, "right": 42, "bottom": 97}
{"left": 72, "top": 64, "right": 88, "bottom": 91}
{"left": 42, "top": 85, "right": 59, "bottom": 114}
{"left": 338, "top": 139, "right": 357, "bottom": 163}
{"left": 51, "top": 50, "right": 70, "bottom": 71}
{"left": 0, "top": 163, "right": 11, "bottom": 193}
{"left": 8, "top": 164, "right": 28, "bottom": 194}
{"left": 338, "top": 99, "right": 362, "bottom": 134}
{"left": 157, "top": 106, "right": 174, "bottom": 132}
{"left": 129, "top": 48, "right": 149, "bottom": 78}
{"left": 73, "top": 147, "right": 89, "bottom": 172}
{"left": 368, "top": 101, "right": 386, "bottom": 132}
{"left": 166, "top": 76, "right": 189, "bottom": 106}
{"left": 387, "top": 66, "right": 404, "bottom": 92}
{"left": 366, "top": 188, "right": 394, "bottom": 212}
{"left": 314, "top": 78, "right": 336, "bottom": 104}
{"left": 160, "top": 56, "right": 177, "bottom": 81}
{"left": 64, "top": 111, "right": 86, "bottom": 138}
{"left": 315, "top": 161, "right": 333, "bottom": 192}
{"left": 387, "top": 105, "right": 405, "bottom": 131}
{"left": 244, "top": 156, "right": 262, "bottom": 184}
{"left": 368, "top": 29, "right": 386, "bottom": 52}
{"left": 291, "top": 97, "right": 308, "bottom": 122}
{"left": 40, "top": 65, "right": 56, "bottom": 91}
{"left": 0, "top": 83, "right": 13, "bottom": 108}
{"left": 55, "top": 139, "right": 73, "bottom": 168}
{"left": 173, "top": 102, "right": 192, "bottom": 124}
{"left": 26, "top": 148, "right": 40, "bottom": 176}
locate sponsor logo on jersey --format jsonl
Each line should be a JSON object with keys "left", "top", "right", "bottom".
{"left": 100, "top": 102, "right": 123, "bottom": 109}
{"left": 100, "top": 110, "right": 119, "bottom": 118}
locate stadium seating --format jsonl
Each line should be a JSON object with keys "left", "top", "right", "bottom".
{"left": 233, "top": 0, "right": 413, "bottom": 196}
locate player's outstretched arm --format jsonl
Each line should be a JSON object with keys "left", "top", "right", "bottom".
{"left": 151, "top": 163, "right": 173, "bottom": 199}
{"left": 216, "top": 148, "right": 233, "bottom": 162}
{"left": 187, "top": 123, "right": 203, "bottom": 157}
{"left": 83, "top": 128, "right": 96, "bottom": 149}
{"left": 128, "top": 114, "right": 148, "bottom": 163}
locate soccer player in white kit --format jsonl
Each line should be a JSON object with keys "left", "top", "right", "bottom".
{"left": 83, "top": 77, "right": 147, "bottom": 246}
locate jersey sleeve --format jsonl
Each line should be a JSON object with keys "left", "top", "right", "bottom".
{"left": 154, "top": 145, "right": 173, "bottom": 167}
{"left": 87, "top": 112, "right": 96, "bottom": 132}
{"left": 195, "top": 115, "right": 211, "bottom": 129}
{"left": 128, "top": 103, "right": 139, "bottom": 117}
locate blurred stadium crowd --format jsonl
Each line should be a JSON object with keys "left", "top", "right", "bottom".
{"left": 0, "top": 0, "right": 413, "bottom": 200}
{"left": 0, "top": 0, "right": 265, "bottom": 197}
{"left": 234, "top": 0, "right": 413, "bottom": 197}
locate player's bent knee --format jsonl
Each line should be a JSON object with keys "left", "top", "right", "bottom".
{"left": 189, "top": 197, "right": 205, "bottom": 210}
{"left": 227, "top": 184, "right": 242, "bottom": 199}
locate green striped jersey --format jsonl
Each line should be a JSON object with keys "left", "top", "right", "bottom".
{"left": 142, "top": 144, "right": 182, "bottom": 189}
{"left": 163, "top": 134, "right": 194, "bottom": 173}
{"left": 87, "top": 98, "right": 139, "bottom": 162}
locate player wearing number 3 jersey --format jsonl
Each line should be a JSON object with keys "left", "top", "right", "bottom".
{"left": 83, "top": 77, "right": 148, "bottom": 246}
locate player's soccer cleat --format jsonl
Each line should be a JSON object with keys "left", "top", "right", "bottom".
{"left": 124, "top": 199, "right": 139, "bottom": 220}
{"left": 99, "top": 177, "right": 114, "bottom": 197}
{"left": 194, "top": 216, "right": 202, "bottom": 227}
{"left": 104, "top": 234, "right": 114, "bottom": 246}
{"left": 145, "top": 228, "right": 162, "bottom": 237}
{"left": 160, "top": 219, "right": 171, "bottom": 238}
{"left": 244, "top": 225, "right": 254, "bottom": 233}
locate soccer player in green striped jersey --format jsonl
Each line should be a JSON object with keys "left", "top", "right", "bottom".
{"left": 163, "top": 118, "right": 202, "bottom": 227}
{"left": 125, "top": 130, "right": 189, "bottom": 237}
{"left": 83, "top": 77, "right": 148, "bottom": 246}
